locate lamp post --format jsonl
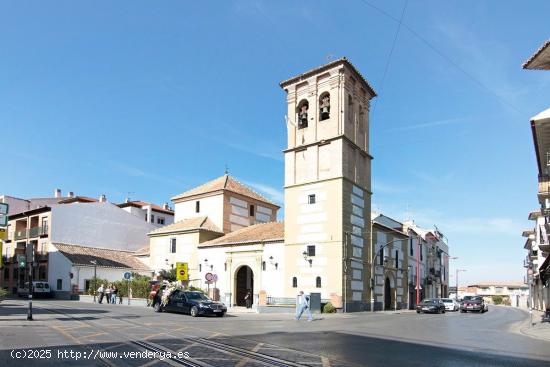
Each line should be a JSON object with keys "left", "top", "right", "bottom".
{"left": 370, "top": 237, "right": 412, "bottom": 312}
{"left": 302, "top": 251, "right": 313, "bottom": 267}
{"left": 456, "top": 269, "right": 466, "bottom": 298}
{"left": 90, "top": 260, "right": 97, "bottom": 303}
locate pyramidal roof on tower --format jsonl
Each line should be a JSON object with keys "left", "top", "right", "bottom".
{"left": 279, "top": 57, "right": 377, "bottom": 97}
{"left": 171, "top": 174, "right": 279, "bottom": 207}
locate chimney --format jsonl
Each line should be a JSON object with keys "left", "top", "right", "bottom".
{"left": 54, "top": 188, "right": 62, "bottom": 198}
{"left": 99, "top": 194, "right": 107, "bottom": 203}
{"left": 163, "top": 203, "right": 170, "bottom": 210}
{"left": 68, "top": 191, "right": 75, "bottom": 198}
{"left": 125, "top": 197, "right": 130, "bottom": 203}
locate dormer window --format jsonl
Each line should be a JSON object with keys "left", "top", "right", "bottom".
{"left": 297, "top": 100, "right": 309, "bottom": 129}
{"left": 319, "top": 93, "right": 330, "bottom": 121}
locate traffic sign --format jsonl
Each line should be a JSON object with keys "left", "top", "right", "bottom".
{"left": 176, "top": 262, "right": 188, "bottom": 281}
{"left": 0, "top": 203, "right": 8, "bottom": 227}
{"left": 123, "top": 272, "right": 132, "bottom": 280}
{"left": 0, "top": 203, "right": 8, "bottom": 215}
{"left": 212, "top": 274, "right": 218, "bottom": 282}
{"left": 205, "top": 272, "right": 214, "bottom": 282}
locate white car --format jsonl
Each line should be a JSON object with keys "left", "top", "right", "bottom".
{"left": 17, "top": 281, "right": 51, "bottom": 298}
{"left": 440, "top": 298, "right": 459, "bottom": 311}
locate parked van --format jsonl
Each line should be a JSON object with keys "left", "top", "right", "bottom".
{"left": 17, "top": 281, "right": 51, "bottom": 298}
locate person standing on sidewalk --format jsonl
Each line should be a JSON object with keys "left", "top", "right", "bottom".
{"left": 105, "top": 285, "right": 112, "bottom": 304}
{"left": 295, "top": 291, "right": 313, "bottom": 321}
{"left": 111, "top": 286, "right": 118, "bottom": 304}
{"left": 97, "top": 284, "right": 105, "bottom": 304}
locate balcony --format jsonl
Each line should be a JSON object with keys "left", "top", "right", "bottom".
{"left": 539, "top": 175, "right": 550, "bottom": 200}
{"left": 14, "top": 229, "right": 27, "bottom": 240}
{"left": 28, "top": 226, "right": 47, "bottom": 238}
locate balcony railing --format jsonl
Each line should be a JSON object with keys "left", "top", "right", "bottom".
{"left": 14, "top": 229, "right": 27, "bottom": 240}
{"left": 28, "top": 226, "right": 47, "bottom": 238}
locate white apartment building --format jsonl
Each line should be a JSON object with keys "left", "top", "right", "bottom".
{"left": 117, "top": 200, "right": 174, "bottom": 227}
{"left": 523, "top": 39, "right": 550, "bottom": 312}
{"left": 1, "top": 198, "right": 155, "bottom": 298}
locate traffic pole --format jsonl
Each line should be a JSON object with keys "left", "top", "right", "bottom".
{"left": 416, "top": 236, "right": 420, "bottom": 305}
{"left": 27, "top": 260, "right": 33, "bottom": 321}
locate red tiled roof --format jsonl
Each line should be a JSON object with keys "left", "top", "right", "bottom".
{"left": 148, "top": 216, "right": 223, "bottom": 236}
{"left": 52, "top": 243, "right": 149, "bottom": 270}
{"left": 523, "top": 39, "right": 550, "bottom": 70}
{"left": 171, "top": 174, "right": 279, "bottom": 207}
{"left": 199, "top": 221, "right": 284, "bottom": 247}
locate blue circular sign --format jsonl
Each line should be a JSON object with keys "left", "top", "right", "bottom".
{"left": 123, "top": 272, "right": 131, "bottom": 280}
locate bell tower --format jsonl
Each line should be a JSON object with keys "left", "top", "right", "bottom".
{"left": 280, "top": 58, "right": 376, "bottom": 311}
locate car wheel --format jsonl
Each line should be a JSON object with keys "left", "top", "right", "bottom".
{"left": 442, "top": 309, "right": 445, "bottom": 314}
{"left": 154, "top": 302, "right": 163, "bottom": 313}
{"left": 416, "top": 310, "right": 421, "bottom": 314}
{"left": 461, "top": 310, "right": 466, "bottom": 313}
{"left": 216, "top": 313, "right": 225, "bottom": 317}
{"left": 190, "top": 306, "right": 199, "bottom": 317}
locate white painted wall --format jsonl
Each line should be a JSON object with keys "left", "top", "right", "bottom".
{"left": 0, "top": 195, "right": 29, "bottom": 215}
{"left": 174, "top": 194, "right": 224, "bottom": 230}
{"left": 148, "top": 232, "right": 201, "bottom": 275}
{"left": 197, "top": 241, "right": 285, "bottom": 302}
{"left": 72, "top": 266, "right": 152, "bottom": 293}
{"left": 50, "top": 202, "right": 156, "bottom": 251}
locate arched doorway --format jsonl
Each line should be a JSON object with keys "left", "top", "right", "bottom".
{"left": 384, "top": 277, "right": 392, "bottom": 310}
{"left": 235, "top": 266, "right": 254, "bottom": 307}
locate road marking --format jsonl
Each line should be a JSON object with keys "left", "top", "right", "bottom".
{"left": 321, "top": 356, "right": 331, "bottom": 367}
{"left": 144, "top": 332, "right": 167, "bottom": 340}
{"left": 78, "top": 331, "right": 107, "bottom": 339}
{"left": 50, "top": 325, "right": 82, "bottom": 345}
{"left": 235, "top": 342, "right": 264, "bottom": 367}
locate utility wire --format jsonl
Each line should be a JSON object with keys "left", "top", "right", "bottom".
{"left": 359, "top": 0, "right": 524, "bottom": 116}
{"left": 372, "top": 0, "right": 408, "bottom": 112}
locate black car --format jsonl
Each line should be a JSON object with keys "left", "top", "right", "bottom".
{"left": 460, "top": 296, "right": 488, "bottom": 313}
{"left": 416, "top": 298, "right": 446, "bottom": 314}
{"left": 154, "top": 290, "right": 227, "bottom": 317}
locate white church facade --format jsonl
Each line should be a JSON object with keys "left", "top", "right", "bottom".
{"left": 145, "top": 58, "right": 379, "bottom": 311}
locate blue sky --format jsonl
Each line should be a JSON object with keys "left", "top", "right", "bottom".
{"left": 2, "top": 1, "right": 550, "bottom": 285}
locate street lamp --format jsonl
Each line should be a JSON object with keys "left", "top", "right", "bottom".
{"left": 302, "top": 251, "right": 313, "bottom": 267}
{"left": 456, "top": 269, "right": 466, "bottom": 298}
{"left": 90, "top": 260, "right": 98, "bottom": 303}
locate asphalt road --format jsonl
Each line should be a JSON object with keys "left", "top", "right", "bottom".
{"left": 0, "top": 299, "right": 549, "bottom": 366}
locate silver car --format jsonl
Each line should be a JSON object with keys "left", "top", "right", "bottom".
{"left": 440, "top": 298, "right": 459, "bottom": 311}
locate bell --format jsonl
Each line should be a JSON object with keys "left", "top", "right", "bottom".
{"left": 321, "top": 106, "right": 330, "bottom": 114}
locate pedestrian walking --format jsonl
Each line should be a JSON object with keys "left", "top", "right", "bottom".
{"left": 111, "top": 286, "right": 118, "bottom": 304}
{"left": 105, "top": 285, "right": 112, "bottom": 304}
{"left": 245, "top": 289, "right": 252, "bottom": 309}
{"left": 295, "top": 291, "right": 313, "bottom": 321}
{"left": 97, "top": 284, "right": 105, "bottom": 304}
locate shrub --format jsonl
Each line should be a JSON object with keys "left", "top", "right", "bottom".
{"left": 492, "top": 295, "right": 503, "bottom": 305}
{"left": 158, "top": 269, "right": 176, "bottom": 282}
{"left": 87, "top": 277, "right": 109, "bottom": 295}
{"left": 323, "top": 302, "right": 337, "bottom": 313}
{"left": 0, "top": 288, "right": 7, "bottom": 298}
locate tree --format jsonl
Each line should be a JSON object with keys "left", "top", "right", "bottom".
{"left": 158, "top": 268, "right": 176, "bottom": 282}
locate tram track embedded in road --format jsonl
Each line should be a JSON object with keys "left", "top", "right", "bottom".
{"left": 33, "top": 301, "right": 314, "bottom": 367}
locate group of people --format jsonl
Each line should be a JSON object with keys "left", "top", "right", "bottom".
{"left": 96, "top": 284, "right": 121, "bottom": 304}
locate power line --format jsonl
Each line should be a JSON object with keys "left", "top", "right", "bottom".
{"left": 373, "top": 0, "right": 408, "bottom": 112}
{"left": 359, "top": 0, "right": 525, "bottom": 116}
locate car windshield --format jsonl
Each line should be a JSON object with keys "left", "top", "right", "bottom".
{"left": 185, "top": 292, "right": 209, "bottom": 301}
{"left": 35, "top": 283, "right": 43, "bottom": 288}
{"left": 441, "top": 299, "right": 452, "bottom": 303}
{"left": 422, "top": 299, "right": 437, "bottom": 304}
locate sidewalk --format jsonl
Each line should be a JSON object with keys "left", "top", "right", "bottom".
{"left": 519, "top": 308, "right": 550, "bottom": 342}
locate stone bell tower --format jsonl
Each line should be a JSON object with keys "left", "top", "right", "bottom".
{"left": 280, "top": 58, "right": 376, "bottom": 311}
